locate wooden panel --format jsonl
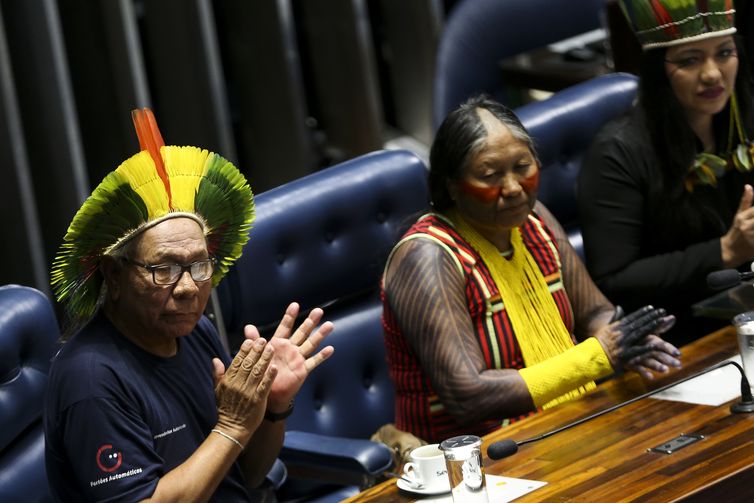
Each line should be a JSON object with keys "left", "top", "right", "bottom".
{"left": 294, "top": 0, "right": 383, "bottom": 161}
{"left": 373, "top": 0, "right": 442, "bottom": 145}
{"left": 213, "top": 0, "right": 318, "bottom": 192}
{"left": 0, "top": 0, "right": 89, "bottom": 281}
{"left": 0, "top": 3, "right": 47, "bottom": 292}
{"left": 139, "top": 0, "right": 236, "bottom": 160}
{"left": 57, "top": 0, "right": 150, "bottom": 184}
{"left": 349, "top": 327, "right": 754, "bottom": 502}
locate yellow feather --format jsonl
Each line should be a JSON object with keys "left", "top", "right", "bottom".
{"left": 163, "top": 146, "right": 210, "bottom": 212}
{"left": 117, "top": 151, "right": 170, "bottom": 219}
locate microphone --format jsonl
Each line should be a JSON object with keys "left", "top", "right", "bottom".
{"left": 486, "top": 439, "right": 518, "bottom": 460}
{"left": 707, "top": 269, "right": 754, "bottom": 290}
{"left": 487, "top": 360, "right": 754, "bottom": 460}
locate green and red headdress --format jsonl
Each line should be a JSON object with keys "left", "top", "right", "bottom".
{"left": 51, "top": 109, "right": 255, "bottom": 322}
{"left": 620, "top": 0, "right": 736, "bottom": 50}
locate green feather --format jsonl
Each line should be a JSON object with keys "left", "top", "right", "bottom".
{"left": 194, "top": 153, "right": 255, "bottom": 287}
{"left": 621, "top": 0, "right": 735, "bottom": 47}
{"left": 51, "top": 171, "right": 149, "bottom": 320}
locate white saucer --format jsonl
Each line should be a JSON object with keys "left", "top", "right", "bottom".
{"left": 396, "top": 478, "right": 450, "bottom": 496}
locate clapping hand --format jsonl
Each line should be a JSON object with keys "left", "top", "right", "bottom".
{"left": 596, "top": 305, "right": 681, "bottom": 380}
{"left": 721, "top": 184, "right": 754, "bottom": 267}
{"left": 212, "top": 338, "right": 278, "bottom": 446}
{"left": 244, "top": 302, "right": 335, "bottom": 412}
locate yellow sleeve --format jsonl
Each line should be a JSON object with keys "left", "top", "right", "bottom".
{"left": 518, "top": 337, "right": 614, "bottom": 408}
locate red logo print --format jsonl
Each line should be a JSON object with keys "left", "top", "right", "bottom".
{"left": 96, "top": 444, "right": 122, "bottom": 473}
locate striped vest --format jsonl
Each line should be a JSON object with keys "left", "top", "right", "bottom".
{"left": 381, "top": 212, "right": 574, "bottom": 443}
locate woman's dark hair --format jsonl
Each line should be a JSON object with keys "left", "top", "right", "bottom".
{"left": 428, "top": 95, "right": 537, "bottom": 211}
{"left": 639, "top": 34, "right": 754, "bottom": 201}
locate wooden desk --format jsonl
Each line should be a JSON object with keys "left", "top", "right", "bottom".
{"left": 348, "top": 327, "right": 754, "bottom": 502}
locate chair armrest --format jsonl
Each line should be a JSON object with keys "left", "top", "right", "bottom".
{"left": 281, "top": 430, "right": 394, "bottom": 487}
{"left": 263, "top": 458, "right": 287, "bottom": 490}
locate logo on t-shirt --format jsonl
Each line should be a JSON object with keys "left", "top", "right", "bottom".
{"left": 96, "top": 444, "right": 122, "bottom": 473}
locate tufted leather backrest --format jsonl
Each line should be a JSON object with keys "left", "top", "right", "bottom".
{"left": 515, "top": 73, "right": 639, "bottom": 257}
{"left": 217, "top": 149, "right": 429, "bottom": 437}
{"left": 434, "top": 0, "right": 605, "bottom": 129}
{"left": 0, "top": 284, "right": 59, "bottom": 502}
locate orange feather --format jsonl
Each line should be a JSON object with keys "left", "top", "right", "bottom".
{"left": 131, "top": 108, "right": 172, "bottom": 209}
{"left": 651, "top": 0, "right": 679, "bottom": 39}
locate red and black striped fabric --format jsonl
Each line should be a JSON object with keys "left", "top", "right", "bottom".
{"left": 381, "top": 212, "right": 574, "bottom": 443}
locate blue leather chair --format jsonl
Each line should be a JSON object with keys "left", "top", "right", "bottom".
{"left": 0, "top": 283, "right": 286, "bottom": 501}
{"left": 0, "top": 285, "right": 59, "bottom": 503}
{"left": 434, "top": 0, "right": 606, "bottom": 128}
{"left": 516, "top": 72, "right": 639, "bottom": 258}
{"left": 217, "top": 149, "right": 430, "bottom": 501}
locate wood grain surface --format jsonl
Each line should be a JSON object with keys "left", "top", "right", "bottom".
{"left": 347, "top": 326, "right": 754, "bottom": 502}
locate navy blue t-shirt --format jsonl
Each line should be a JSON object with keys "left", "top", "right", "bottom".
{"left": 44, "top": 312, "right": 251, "bottom": 502}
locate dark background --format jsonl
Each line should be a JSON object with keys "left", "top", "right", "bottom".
{"left": 0, "top": 0, "right": 451, "bottom": 295}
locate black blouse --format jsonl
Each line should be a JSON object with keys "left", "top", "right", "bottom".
{"left": 578, "top": 108, "right": 754, "bottom": 343}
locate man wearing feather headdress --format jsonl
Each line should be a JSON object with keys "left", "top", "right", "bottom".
{"left": 43, "top": 109, "right": 334, "bottom": 501}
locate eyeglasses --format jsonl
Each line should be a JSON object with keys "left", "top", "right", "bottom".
{"left": 123, "top": 257, "right": 216, "bottom": 285}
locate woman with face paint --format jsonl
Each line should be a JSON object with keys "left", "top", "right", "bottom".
{"left": 579, "top": 1, "right": 754, "bottom": 346}
{"left": 380, "top": 96, "right": 681, "bottom": 444}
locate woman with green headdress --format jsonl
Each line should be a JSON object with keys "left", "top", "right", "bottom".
{"left": 579, "top": 0, "right": 754, "bottom": 345}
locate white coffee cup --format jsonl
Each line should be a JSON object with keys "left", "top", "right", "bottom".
{"left": 402, "top": 444, "right": 450, "bottom": 491}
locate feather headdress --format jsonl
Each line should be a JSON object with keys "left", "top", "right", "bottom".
{"left": 620, "top": 0, "right": 736, "bottom": 50}
{"left": 51, "top": 108, "right": 255, "bottom": 322}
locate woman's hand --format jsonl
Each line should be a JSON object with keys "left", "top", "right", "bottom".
{"left": 722, "top": 184, "right": 754, "bottom": 268}
{"left": 624, "top": 334, "right": 683, "bottom": 380}
{"left": 594, "top": 305, "right": 681, "bottom": 375}
{"left": 243, "top": 303, "right": 335, "bottom": 413}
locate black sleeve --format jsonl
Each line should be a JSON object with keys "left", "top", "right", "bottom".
{"left": 58, "top": 397, "right": 162, "bottom": 502}
{"left": 578, "top": 127, "right": 723, "bottom": 308}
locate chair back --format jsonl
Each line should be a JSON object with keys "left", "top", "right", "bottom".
{"left": 217, "top": 149, "right": 429, "bottom": 438}
{"left": 434, "top": 0, "right": 605, "bottom": 128}
{"left": 0, "top": 285, "right": 59, "bottom": 502}
{"left": 516, "top": 72, "right": 638, "bottom": 256}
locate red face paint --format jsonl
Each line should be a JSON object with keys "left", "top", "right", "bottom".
{"left": 458, "top": 168, "right": 539, "bottom": 204}
{"left": 458, "top": 180, "right": 501, "bottom": 204}
{"left": 519, "top": 169, "right": 539, "bottom": 194}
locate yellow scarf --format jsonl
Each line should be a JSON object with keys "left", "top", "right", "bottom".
{"left": 448, "top": 210, "right": 594, "bottom": 408}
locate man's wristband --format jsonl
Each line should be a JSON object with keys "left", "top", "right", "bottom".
{"left": 264, "top": 402, "right": 294, "bottom": 422}
{"left": 211, "top": 428, "right": 244, "bottom": 450}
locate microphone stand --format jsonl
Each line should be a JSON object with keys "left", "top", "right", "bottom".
{"left": 516, "top": 359, "right": 754, "bottom": 447}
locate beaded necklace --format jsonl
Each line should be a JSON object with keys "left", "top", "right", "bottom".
{"left": 686, "top": 93, "right": 754, "bottom": 192}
